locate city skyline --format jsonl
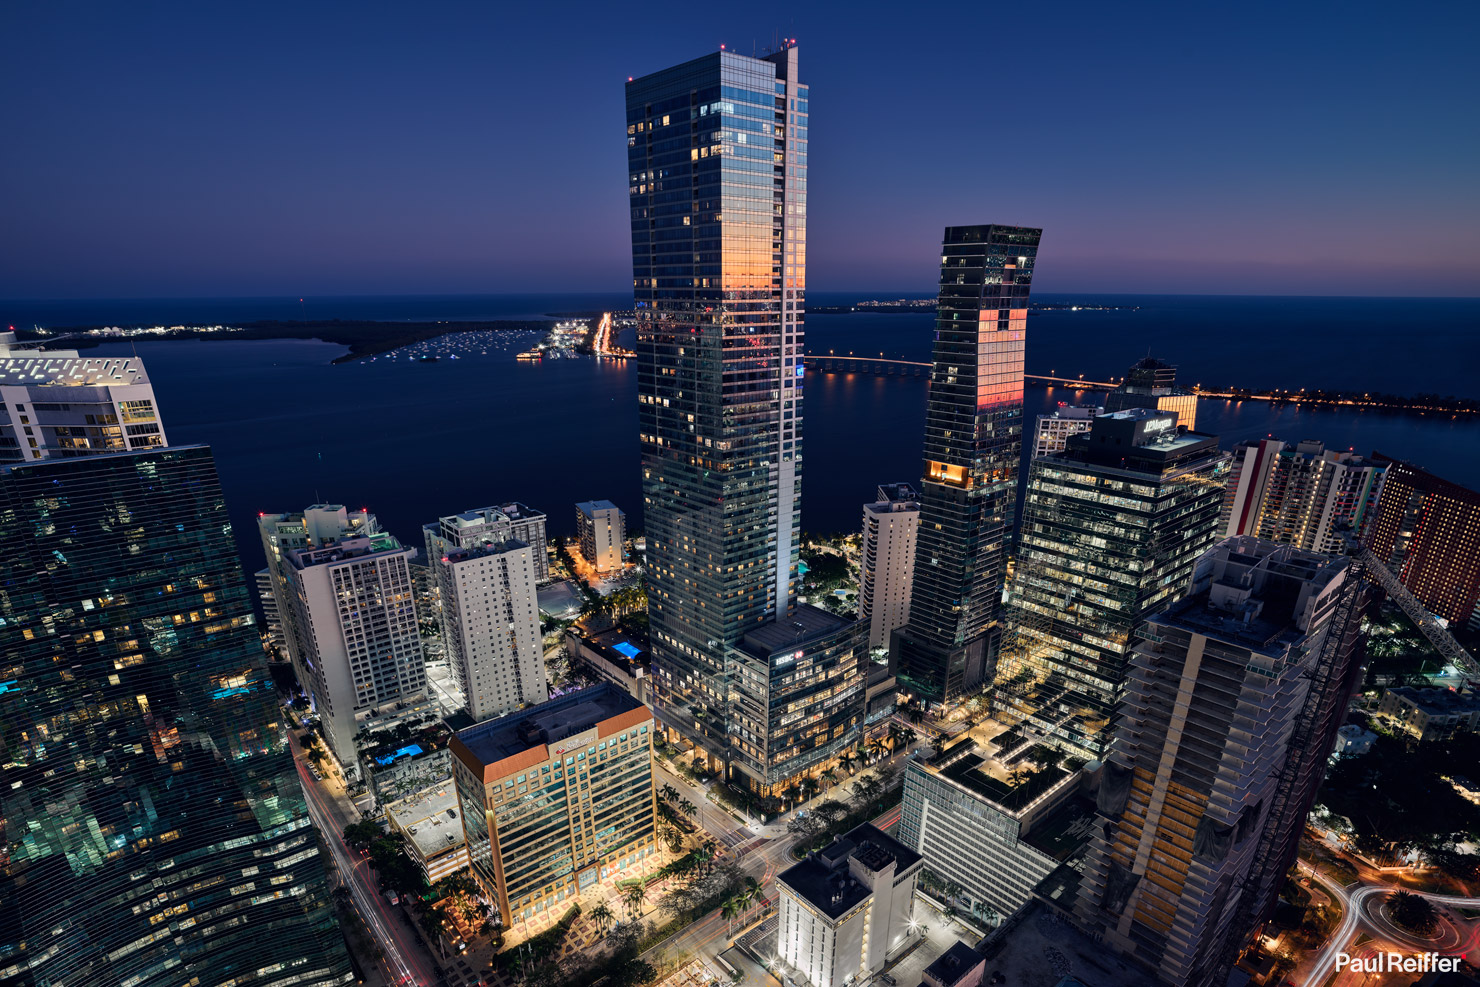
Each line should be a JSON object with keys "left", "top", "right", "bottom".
{"left": 1, "top": 14, "right": 1478, "bottom": 987}
{"left": 3, "top": 3, "right": 1477, "bottom": 299}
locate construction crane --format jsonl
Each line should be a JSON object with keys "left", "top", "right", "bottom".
{"left": 1338, "top": 531, "right": 1478, "bottom": 679}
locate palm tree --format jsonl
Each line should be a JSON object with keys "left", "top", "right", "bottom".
{"left": 621, "top": 881, "right": 647, "bottom": 920}
{"left": 838, "top": 751, "right": 857, "bottom": 775}
{"left": 866, "top": 738, "right": 887, "bottom": 763}
{"left": 418, "top": 907, "right": 447, "bottom": 958}
{"left": 781, "top": 783, "right": 802, "bottom": 809}
{"left": 1387, "top": 890, "right": 1439, "bottom": 935}
{"left": 660, "top": 783, "right": 679, "bottom": 804}
{"left": 590, "top": 902, "right": 615, "bottom": 935}
{"left": 679, "top": 797, "right": 698, "bottom": 820}
{"left": 821, "top": 766, "right": 838, "bottom": 787}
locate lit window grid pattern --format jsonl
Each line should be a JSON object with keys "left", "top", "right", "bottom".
{"left": 0, "top": 447, "right": 351, "bottom": 987}
{"left": 437, "top": 543, "right": 546, "bottom": 721}
{"left": 999, "top": 454, "right": 1228, "bottom": 759}
{"left": 627, "top": 49, "right": 808, "bottom": 758}
{"left": 1367, "top": 460, "right": 1480, "bottom": 629}
{"left": 898, "top": 226, "right": 1040, "bottom": 706}
{"left": 456, "top": 725, "right": 657, "bottom": 926}
{"left": 728, "top": 619, "right": 867, "bottom": 788}
{"left": 0, "top": 381, "right": 166, "bottom": 463}
{"left": 898, "top": 764, "right": 1057, "bottom": 920}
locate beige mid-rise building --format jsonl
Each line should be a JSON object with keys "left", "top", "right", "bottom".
{"left": 434, "top": 538, "right": 547, "bottom": 721}
{"left": 450, "top": 684, "right": 657, "bottom": 927}
{"left": 260, "top": 505, "right": 425, "bottom": 776}
{"left": 575, "top": 499, "right": 625, "bottom": 572}
{"left": 859, "top": 483, "right": 919, "bottom": 650}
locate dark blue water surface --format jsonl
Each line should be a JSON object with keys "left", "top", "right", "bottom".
{"left": 10, "top": 292, "right": 1474, "bottom": 572}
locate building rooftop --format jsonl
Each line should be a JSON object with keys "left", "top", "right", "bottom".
{"left": 874, "top": 482, "right": 919, "bottom": 504}
{"left": 930, "top": 740, "right": 1076, "bottom": 816}
{"left": 739, "top": 603, "right": 854, "bottom": 655}
{"left": 0, "top": 353, "right": 151, "bottom": 386}
{"left": 1149, "top": 537, "right": 1350, "bottom": 657}
{"left": 1388, "top": 687, "right": 1480, "bottom": 715}
{"left": 451, "top": 682, "right": 646, "bottom": 769}
{"left": 778, "top": 823, "right": 921, "bottom": 921}
{"left": 576, "top": 499, "right": 621, "bottom": 514}
{"left": 579, "top": 626, "right": 651, "bottom": 672}
{"left": 387, "top": 787, "right": 465, "bottom": 859}
{"left": 443, "top": 537, "right": 528, "bottom": 565}
{"left": 1020, "top": 795, "right": 1098, "bottom": 863}
{"left": 922, "top": 941, "right": 984, "bottom": 987}
{"left": 1039, "top": 404, "right": 1103, "bottom": 421}
{"left": 977, "top": 900, "right": 1147, "bottom": 987}
{"left": 288, "top": 531, "right": 405, "bottom": 569}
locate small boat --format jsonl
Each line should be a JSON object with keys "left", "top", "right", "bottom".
{"left": 418, "top": 355, "right": 440, "bottom": 363}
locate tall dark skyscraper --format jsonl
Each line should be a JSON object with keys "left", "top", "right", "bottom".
{"left": 892, "top": 225, "right": 1042, "bottom": 708}
{"left": 627, "top": 46, "right": 865, "bottom": 791}
{"left": 0, "top": 447, "right": 352, "bottom": 987}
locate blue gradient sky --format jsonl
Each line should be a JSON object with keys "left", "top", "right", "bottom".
{"left": 2, "top": 1, "right": 1476, "bottom": 299}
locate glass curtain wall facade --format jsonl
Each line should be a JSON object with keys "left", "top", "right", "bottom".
{"left": 0, "top": 447, "right": 351, "bottom": 987}
{"left": 627, "top": 46, "right": 808, "bottom": 763}
{"left": 893, "top": 225, "right": 1041, "bottom": 708}
{"left": 995, "top": 413, "right": 1230, "bottom": 759}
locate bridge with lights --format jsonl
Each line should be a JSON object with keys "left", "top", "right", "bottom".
{"left": 801, "top": 354, "right": 1118, "bottom": 389}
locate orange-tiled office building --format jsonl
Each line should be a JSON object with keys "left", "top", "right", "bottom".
{"left": 450, "top": 683, "right": 658, "bottom": 927}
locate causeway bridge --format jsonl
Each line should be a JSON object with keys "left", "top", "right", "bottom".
{"left": 802, "top": 354, "right": 1117, "bottom": 389}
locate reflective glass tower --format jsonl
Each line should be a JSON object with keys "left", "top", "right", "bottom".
{"left": 626, "top": 45, "right": 810, "bottom": 765}
{"left": 0, "top": 447, "right": 352, "bottom": 987}
{"left": 892, "top": 225, "right": 1041, "bottom": 708}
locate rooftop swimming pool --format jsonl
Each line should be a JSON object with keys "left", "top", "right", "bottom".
{"left": 611, "top": 641, "right": 642, "bottom": 660}
{"left": 375, "top": 743, "right": 424, "bottom": 766}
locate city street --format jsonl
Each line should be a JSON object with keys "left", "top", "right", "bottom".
{"left": 294, "top": 746, "right": 441, "bottom": 986}
{"left": 1301, "top": 859, "right": 1480, "bottom": 984}
{"left": 654, "top": 761, "right": 752, "bottom": 848}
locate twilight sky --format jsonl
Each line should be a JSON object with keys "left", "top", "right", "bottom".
{"left": 2, "top": 1, "right": 1476, "bottom": 299}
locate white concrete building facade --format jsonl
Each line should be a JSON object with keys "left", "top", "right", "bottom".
{"left": 260, "top": 505, "right": 426, "bottom": 776}
{"left": 0, "top": 332, "right": 167, "bottom": 463}
{"left": 1031, "top": 404, "right": 1102, "bottom": 460}
{"left": 575, "top": 500, "right": 626, "bottom": 573}
{"left": 434, "top": 539, "right": 547, "bottom": 721}
{"left": 859, "top": 483, "right": 919, "bottom": 651}
{"left": 424, "top": 503, "right": 550, "bottom": 582}
{"left": 777, "top": 824, "right": 922, "bottom": 987}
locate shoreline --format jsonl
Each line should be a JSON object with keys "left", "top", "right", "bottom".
{"left": 22, "top": 318, "right": 550, "bottom": 365}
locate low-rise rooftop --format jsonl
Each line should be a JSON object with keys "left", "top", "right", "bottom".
{"left": 977, "top": 900, "right": 1148, "bottom": 987}
{"left": 921, "top": 941, "right": 984, "bottom": 987}
{"left": 387, "top": 787, "right": 465, "bottom": 859}
{"left": 778, "top": 823, "right": 921, "bottom": 921}
{"left": 1388, "top": 686, "right": 1480, "bottom": 715}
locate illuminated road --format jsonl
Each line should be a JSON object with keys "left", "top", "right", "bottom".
{"left": 1302, "top": 861, "right": 1480, "bottom": 984}
{"left": 640, "top": 800, "right": 904, "bottom": 967}
{"left": 296, "top": 758, "right": 435, "bottom": 986}
{"left": 653, "top": 761, "right": 751, "bottom": 848}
